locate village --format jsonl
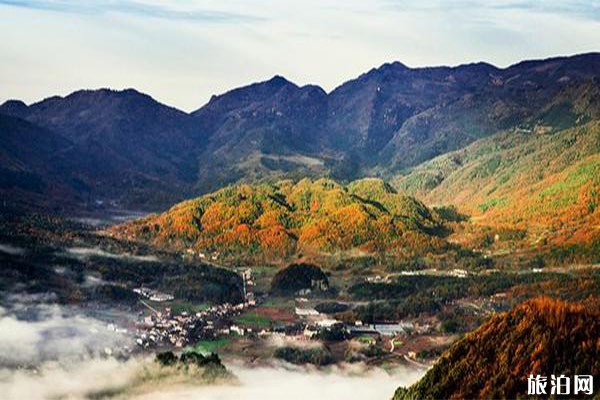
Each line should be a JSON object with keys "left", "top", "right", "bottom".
{"left": 127, "top": 267, "right": 439, "bottom": 365}
{"left": 132, "top": 298, "right": 433, "bottom": 348}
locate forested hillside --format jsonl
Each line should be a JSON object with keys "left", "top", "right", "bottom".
{"left": 394, "top": 297, "right": 600, "bottom": 399}
{"left": 394, "top": 121, "right": 600, "bottom": 250}
{"left": 111, "top": 178, "right": 447, "bottom": 260}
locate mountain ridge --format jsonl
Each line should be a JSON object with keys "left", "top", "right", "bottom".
{"left": 1, "top": 52, "right": 600, "bottom": 211}
{"left": 4, "top": 52, "right": 600, "bottom": 113}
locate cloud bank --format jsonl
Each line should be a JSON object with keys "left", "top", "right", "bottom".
{"left": 0, "top": 304, "right": 132, "bottom": 367}
{"left": 136, "top": 362, "right": 424, "bottom": 400}
{"left": 0, "top": 303, "right": 424, "bottom": 399}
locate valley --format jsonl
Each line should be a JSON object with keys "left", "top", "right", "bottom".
{"left": 1, "top": 204, "right": 599, "bottom": 398}
{"left": 1, "top": 52, "right": 600, "bottom": 399}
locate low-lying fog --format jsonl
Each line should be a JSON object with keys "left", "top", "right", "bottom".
{"left": 2, "top": 357, "right": 143, "bottom": 399}
{"left": 0, "top": 302, "right": 132, "bottom": 367}
{"left": 136, "top": 363, "right": 423, "bottom": 400}
{"left": 3, "top": 359, "right": 422, "bottom": 400}
{"left": 0, "top": 243, "right": 25, "bottom": 256}
{"left": 0, "top": 302, "right": 425, "bottom": 399}
{"left": 72, "top": 209, "right": 149, "bottom": 227}
{"left": 65, "top": 246, "right": 159, "bottom": 262}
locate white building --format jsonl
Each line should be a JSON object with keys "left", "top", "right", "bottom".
{"left": 295, "top": 307, "right": 319, "bottom": 316}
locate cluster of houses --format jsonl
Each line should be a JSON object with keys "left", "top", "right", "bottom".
{"left": 133, "top": 268, "right": 257, "bottom": 349}
{"left": 184, "top": 248, "right": 220, "bottom": 261}
{"left": 293, "top": 304, "right": 429, "bottom": 338}
{"left": 133, "top": 295, "right": 431, "bottom": 351}
{"left": 365, "top": 268, "right": 470, "bottom": 284}
{"left": 130, "top": 264, "right": 436, "bottom": 354}
{"left": 134, "top": 301, "right": 251, "bottom": 349}
{"left": 133, "top": 287, "right": 174, "bottom": 302}
{"left": 365, "top": 275, "right": 391, "bottom": 283}
{"left": 348, "top": 321, "right": 420, "bottom": 337}
{"left": 396, "top": 268, "right": 470, "bottom": 278}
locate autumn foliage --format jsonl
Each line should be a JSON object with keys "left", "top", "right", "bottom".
{"left": 395, "top": 297, "right": 600, "bottom": 399}
{"left": 112, "top": 178, "right": 446, "bottom": 260}
{"left": 395, "top": 121, "right": 600, "bottom": 251}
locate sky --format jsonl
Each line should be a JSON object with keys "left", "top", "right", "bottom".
{"left": 1, "top": 0, "right": 599, "bottom": 111}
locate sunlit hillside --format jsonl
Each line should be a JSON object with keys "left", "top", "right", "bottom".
{"left": 111, "top": 178, "right": 447, "bottom": 260}
{"left": 394, "top": 121, "right": 600, "bottom": 251}
{"left": 394, "top": 297, "right": 600, "bottom": 399}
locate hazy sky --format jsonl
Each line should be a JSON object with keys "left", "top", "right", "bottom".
{"left": 1, "top": 0, "right": 599, "bottom": 111}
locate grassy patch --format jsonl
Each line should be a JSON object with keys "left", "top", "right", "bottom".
{"left": 185, "top": 338, "right": 229, "bottom": 355}
{"left": 234, "top": 311, "right": 272, "bottom": 327}
{"left": 469, "top": 156, "right": 501, "bottom": 179}
{"left": 539, "top": 158, "right": 600, "bottom": 208}
{"left": 357, "top": 335, "right": 376, "bottom": 344}
{"left": 168, "top": 301, "right": 210, "bottom": 315}
{"left": 260, "top": 297, "right": 295, "bottom": 309}
{"left": 478, "top": 197, "right": 506, "bottom": 212}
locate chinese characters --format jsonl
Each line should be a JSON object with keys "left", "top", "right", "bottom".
{"left": 528, "top": 374, "right": 594, "bottom": 396}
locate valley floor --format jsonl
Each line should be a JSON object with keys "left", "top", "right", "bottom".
{"left": 1, "top": 211, "right": 599, "bottom": 399}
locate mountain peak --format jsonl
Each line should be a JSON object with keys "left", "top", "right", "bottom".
{"left": 261, "top": 75, "right": 299, "bottom": 91}
{"left": 0, "top": 99, "right": 28, "bottom": 108}
{"left": 381, "top": 61, "right": 409, "bottom": 70}
{"left": 356, "top": 61, "right": 410, "bottom": 82}
{"left": 267, "top": 75, "right": 292, "bottom": 86}
{"left": 23, "top": 88, "right": 155, "bottom": 110}
{"left": 67, "top": 87, "right": 150, "bottom": 101}
{"left": 456, "top": 61, "right": 498, "bottom": 72}
{"left": 25, "top": 88, "right": 187, "bottom": 117}
{"left": 0, "top": 99, "right": 29, "bottom": 118}
{"left": 195, "top": 75, "right": 299, "bottom": 113}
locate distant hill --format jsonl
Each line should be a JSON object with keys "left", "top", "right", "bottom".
{"left": 394, "top": 297, "right": 600, "bottom": 399}
{"left": 110, "top": 178, "right": 446, "bottom": 260}
{"left": 189, "top": 76, "right": 333, "bottom": 192}
{"left": 189, "top": 52, "right": 600, "bottom": 189}
{"left": 393, "top": 121, "right": 600, "bottom": 248}
{"left": 0, "top": 89, "right": 202, "bottom": 209}
{"left": 2, "top": 53, "right": 600, "bottom": 211}
{"left": 375, "top": 54, "right": 600, "bottom": 171}
{"left": 0, "top": 114, "right": 79, "bottom": 211}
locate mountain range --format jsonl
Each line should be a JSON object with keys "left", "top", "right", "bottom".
{"left": 1, "top": 53, "right": 600, "bottom": 212}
